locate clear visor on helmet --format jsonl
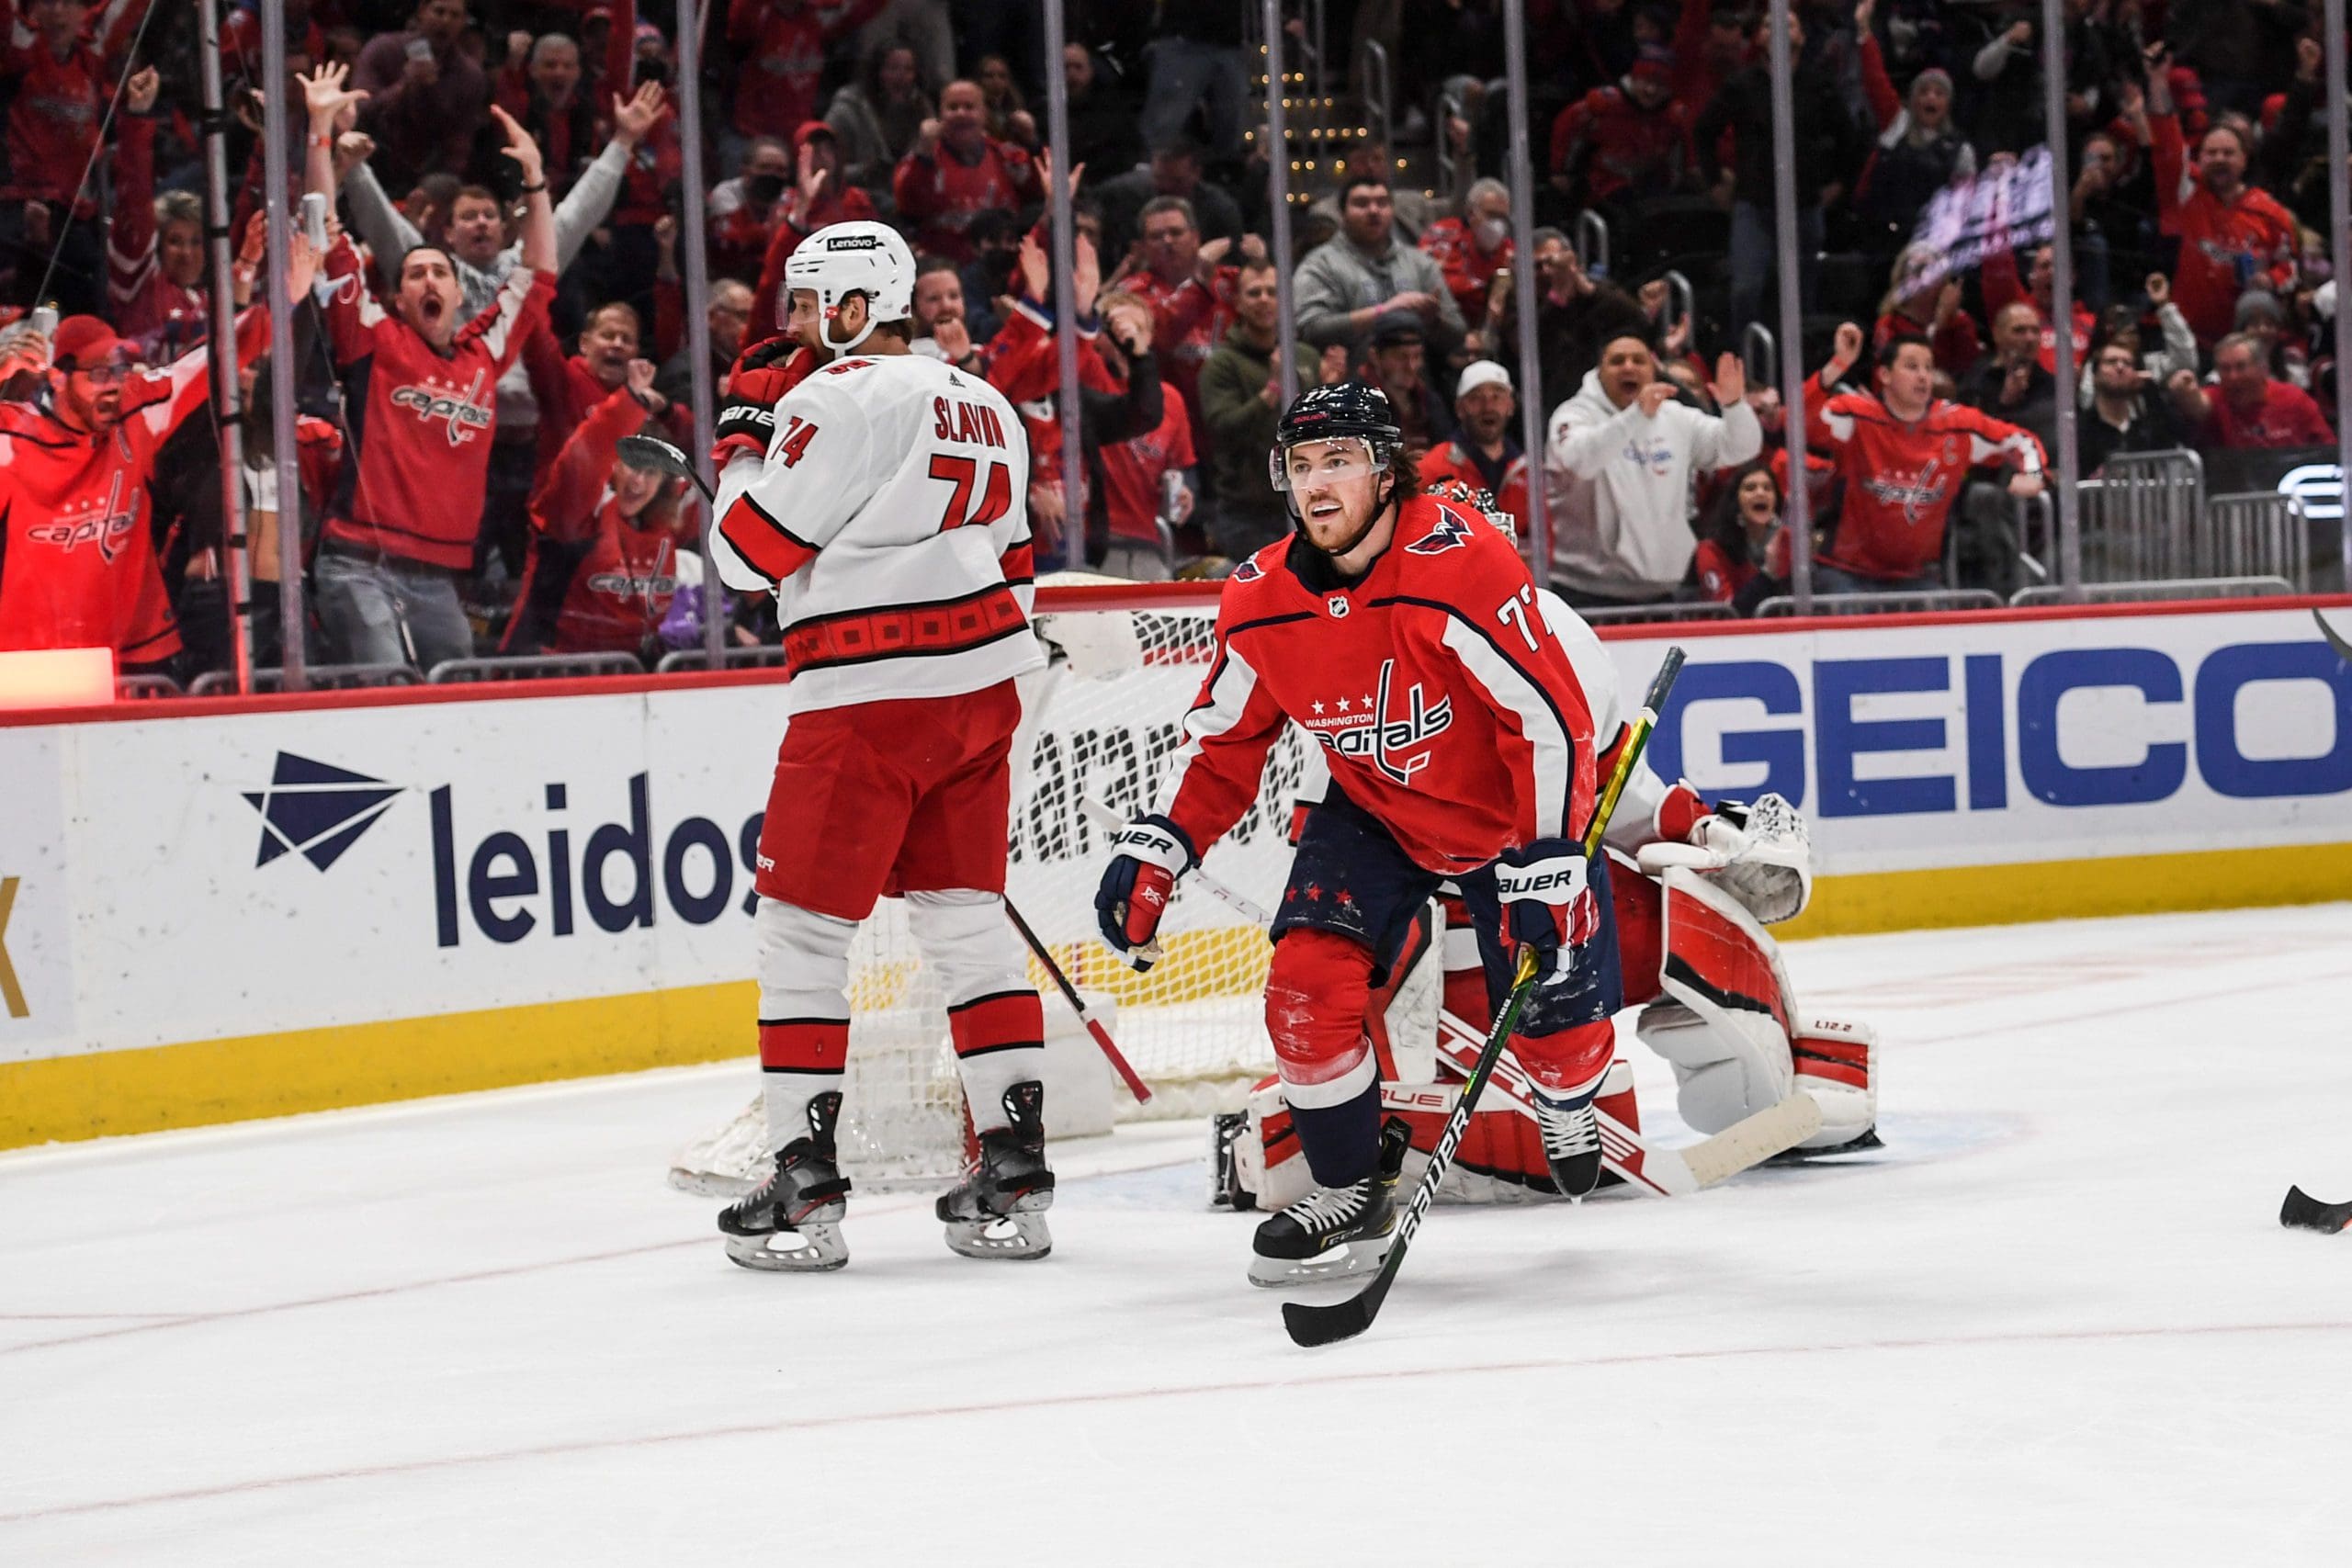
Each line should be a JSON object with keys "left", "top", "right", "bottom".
{"left": 1270, "top": 435, "right": 1389, "bottom": 493}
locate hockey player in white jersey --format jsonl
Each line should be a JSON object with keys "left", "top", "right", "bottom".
{"left": 705, "top": 220, "right": 1053, "bottom": 1271}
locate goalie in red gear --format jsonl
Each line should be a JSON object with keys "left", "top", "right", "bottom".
{"left": 1095, "top": 382, "right": 1617, "bottom": 1288}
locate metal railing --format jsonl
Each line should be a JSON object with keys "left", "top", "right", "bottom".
{"left": 117, "top": 674, "right": 185, "bottom": 700}
{"left": 2076, "top": 448, "right": 2205, "bottom": 583}
{"left": 1359, "top": 39, "right": 1391, "bottom": 162}
{"left": 654, "top": 645, "right": 792, "bottom": 674}
{"left": 427, "top": 653, "right": 649, "bottom": 683}
{"left": 1577, "top": 601, "right": 1738, "bottom": 625}
{"left": 1575, "top": 209, "right": 1611, "bottom": 281}
{"left": 190, "top": 662, "right": 422, "bottom": 696}
{"left": 1755, "top": 589, "right": 2005, "bottom": 616}
{"left": 2205, "top": 492, "right": 2311, "bottom": 592}
{"left": 1661, "top": 269, "right": 1695, "bottom": 347}
{"left": 1742, "top": 323, "right": 1777, "bottom": 391}
{"left": 2009, "top": 576, "right": 2297, "bottom": 607}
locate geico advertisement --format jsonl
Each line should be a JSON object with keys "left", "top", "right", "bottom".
{"left": 1603, "top": 604, "right": 2351, "bottom": 873}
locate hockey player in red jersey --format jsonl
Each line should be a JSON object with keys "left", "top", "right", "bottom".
{"left": 1804, "top": 322, "right": 2046, "bottom": 592}
{"left": 705, "top": 220, "right": 1051, "bottom": 1272}
{"left": 1095, "top": 383, "right": 1619, "bottom": 1287}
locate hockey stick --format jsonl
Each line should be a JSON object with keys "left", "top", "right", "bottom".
{"left": 2317, "top": 609, "right": 2352, "bottom": 664}
{"left": 1003, "top": 897, "right": 1153, "bottom": 1103}
{"left": 1427, "top": 1008, "right": 1819, "bottom": 1195}
{"left": 616, "top": 433, "right": 718, "bottom": 504}
{"left": 2280, "top": 1185, "right": 2352, "bottom": 1234}
{"left": 1080, "top": 797, "right": 1275, "bottom": 926}
{"left": 1284, "top": 647, "right": 1688, "bottom": 1348}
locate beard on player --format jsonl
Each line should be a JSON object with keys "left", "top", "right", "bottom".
{"left": 1285, "top": 435, "right": 1421, "bottom": 564}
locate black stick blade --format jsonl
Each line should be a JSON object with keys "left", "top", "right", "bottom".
{"left": 1283, "top": 1271, "right": 1395, "bottom": 1348}
{"left": 2280, "top": 1185, "right": 2352, "bottom": 1234}
{"left": 2318, "top": 610, "right": 2352, "bottom": 664}
{"left": 616, "top": 433, "right": 693, "bottom": 477}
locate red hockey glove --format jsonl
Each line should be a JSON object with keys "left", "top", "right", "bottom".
{"left": 1093, "top": 816, "right": 1195, "bottom": 971}
{"left": 1495, "top": 839, "right": 1600, "bottom": 982}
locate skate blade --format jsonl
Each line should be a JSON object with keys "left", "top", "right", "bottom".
{"left": 1247, "top": 1236, "right": 1391, "bottom": 1290}
{"left": 943, "top": 1210, "right": 1052, "bottom": 1261}
{"left": 724, "top": 1224, "right": 847, "bottom": 1272}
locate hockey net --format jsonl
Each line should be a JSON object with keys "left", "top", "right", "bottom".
{"left": 678, "top": 580, "right": 1307, "bottom": 1192}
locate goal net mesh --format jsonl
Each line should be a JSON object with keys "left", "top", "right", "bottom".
{"left": 828, "top": 585, "right": 1312, "bottom": 1184}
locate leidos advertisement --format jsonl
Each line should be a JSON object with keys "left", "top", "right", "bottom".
{"left": 0, "top": 603, "right": 2345, "bottom": 1073}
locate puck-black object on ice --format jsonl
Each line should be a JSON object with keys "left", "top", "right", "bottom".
{"left": 2279, "top": 1185, "right": 2352, "bottom": 1234}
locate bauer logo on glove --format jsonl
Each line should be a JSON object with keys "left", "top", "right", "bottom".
{"left": 1093, "top": 816, "right": 1197, "bottom": 972}
{"left": 1495, "top": 840, "right": 1600, "bottom": 974}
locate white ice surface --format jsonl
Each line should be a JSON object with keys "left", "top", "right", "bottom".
{"left": 6, "top": 904, "right": 2352, "bottom": 1565}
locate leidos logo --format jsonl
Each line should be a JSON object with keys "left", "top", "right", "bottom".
{"left": 245, "top": 753, "right": 404, "bottom": 870}
{"left": 429, "top": 776, "right": 764, "bottom": 947}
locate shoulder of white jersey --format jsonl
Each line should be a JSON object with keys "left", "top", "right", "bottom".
{"left": 1536, "top": 588, "right": 1621, "bottom": 740}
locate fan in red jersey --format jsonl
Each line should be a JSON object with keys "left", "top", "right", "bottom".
{"left": 0, "top": 243, "right": 304, "bottom": 667}
{"left": 510, "top": 358, "right": 697, "bottom": 659}
{"left": 1802, "top": 322, "right": 2046, "bottom": 594}
{"left": 1095, "top": 381, "right": 1620, "bottom": 1288}
{"left": 310, "top": 104, "right": 557, "bottom": 671}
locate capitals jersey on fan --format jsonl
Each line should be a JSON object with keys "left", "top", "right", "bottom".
{"left": 0, "top": 308, "right": 270, "bottom": 662}
{"left": 1161, "top": 493, "right": 1597, "bottom": 875}
{"left": 708, "top": 352, "right": 1043, "bottom": 714}
{"left": 317, "top": 239, "right": 552, "bottom": 570}
{"left": 1803, "top": 371, "right": 2044, "bottom": 581}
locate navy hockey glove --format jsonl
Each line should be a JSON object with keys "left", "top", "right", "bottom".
{"left": 1495, "top": 838, "right": 1600, "bottom": 982}
{"left": 1093, "top": 815, "right": 1195, "bottom": 971}
{"left": 711, "top": 336, "right": 797, "bottom": 468}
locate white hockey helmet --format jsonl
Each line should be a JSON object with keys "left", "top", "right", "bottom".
{"left": 784, "top": 220, "right": 917, "bottom": 352}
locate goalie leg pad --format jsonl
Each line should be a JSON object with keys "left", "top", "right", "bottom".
{"left": 907, "top": 889, "right": 1043, "bottom": 1134}
{"left": 1792, "top": 1014, "right": 1879, "bottom": 1151}
{"left": 1643, "top": 868, "right": 1798, "bottom": 1134}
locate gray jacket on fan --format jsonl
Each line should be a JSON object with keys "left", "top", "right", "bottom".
{"left": 1544, "top": 372, "right": 1761, "bottom": 600}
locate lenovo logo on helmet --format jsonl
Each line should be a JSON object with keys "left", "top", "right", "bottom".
{"left": 826, "top": 234, "right": 886, "bottom": 251}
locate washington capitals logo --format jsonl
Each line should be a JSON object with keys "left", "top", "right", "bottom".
{"left": 26, "top": 471, "right": 138, "bottom": 562}
{"left": 1231, "top": 558, "right": 1263, "bottom": 582}
{"left": 1408, "top": 513, "right": 1474, "bottom": 555}
{"left": 1858, "top": 462, "right": 1950, "bottom": 526}
{"left": 390, "top": 368, "right": 493, "bottom": 448}
{"left": 245, "top": 753, "right": 403, "bottom": 871}
{"left": 1304, "top": 659, "right": 1453, "bottom": 786}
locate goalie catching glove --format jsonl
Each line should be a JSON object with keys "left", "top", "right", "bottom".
{"left": 1093, "top": 816, "right": 1196, "bottom": 970}
{"left": 1638, "top": 791, "right": 1813, "bottom": 925}
{"left": 1494, "top": 838, "right": 1600, "bottom": 983}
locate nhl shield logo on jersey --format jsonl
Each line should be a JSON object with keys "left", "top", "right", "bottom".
{"left": 1327, "top": 594, "right": 1351, "bottom": 618}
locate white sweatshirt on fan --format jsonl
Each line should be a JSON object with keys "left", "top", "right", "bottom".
{"left": 1543, "top": 373, "right": 1761, "bottom": 600}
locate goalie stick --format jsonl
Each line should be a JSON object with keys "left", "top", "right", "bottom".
{"left": 1284, "top": 646, "right": 1688, "bottom": 1348}
{"left": 1427, "top": 1008, "right": 1820, "bottom": 1195}
{"left": 2280, "top": 1185, "right": 2352, "bottom": 1234}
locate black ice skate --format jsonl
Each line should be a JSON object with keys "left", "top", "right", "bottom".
{"left": 1248, "top": 1118, "right": 1409, "bottom": 1288}
{"left": 1529, "top": 1085, "right": 1604, "bottom": 1199}
{"left": 718, "top": 1091, "right": 854, "bottom": 1272}
{"left": 936, "top": 1081, "right": 1056, "bottom": 1260}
